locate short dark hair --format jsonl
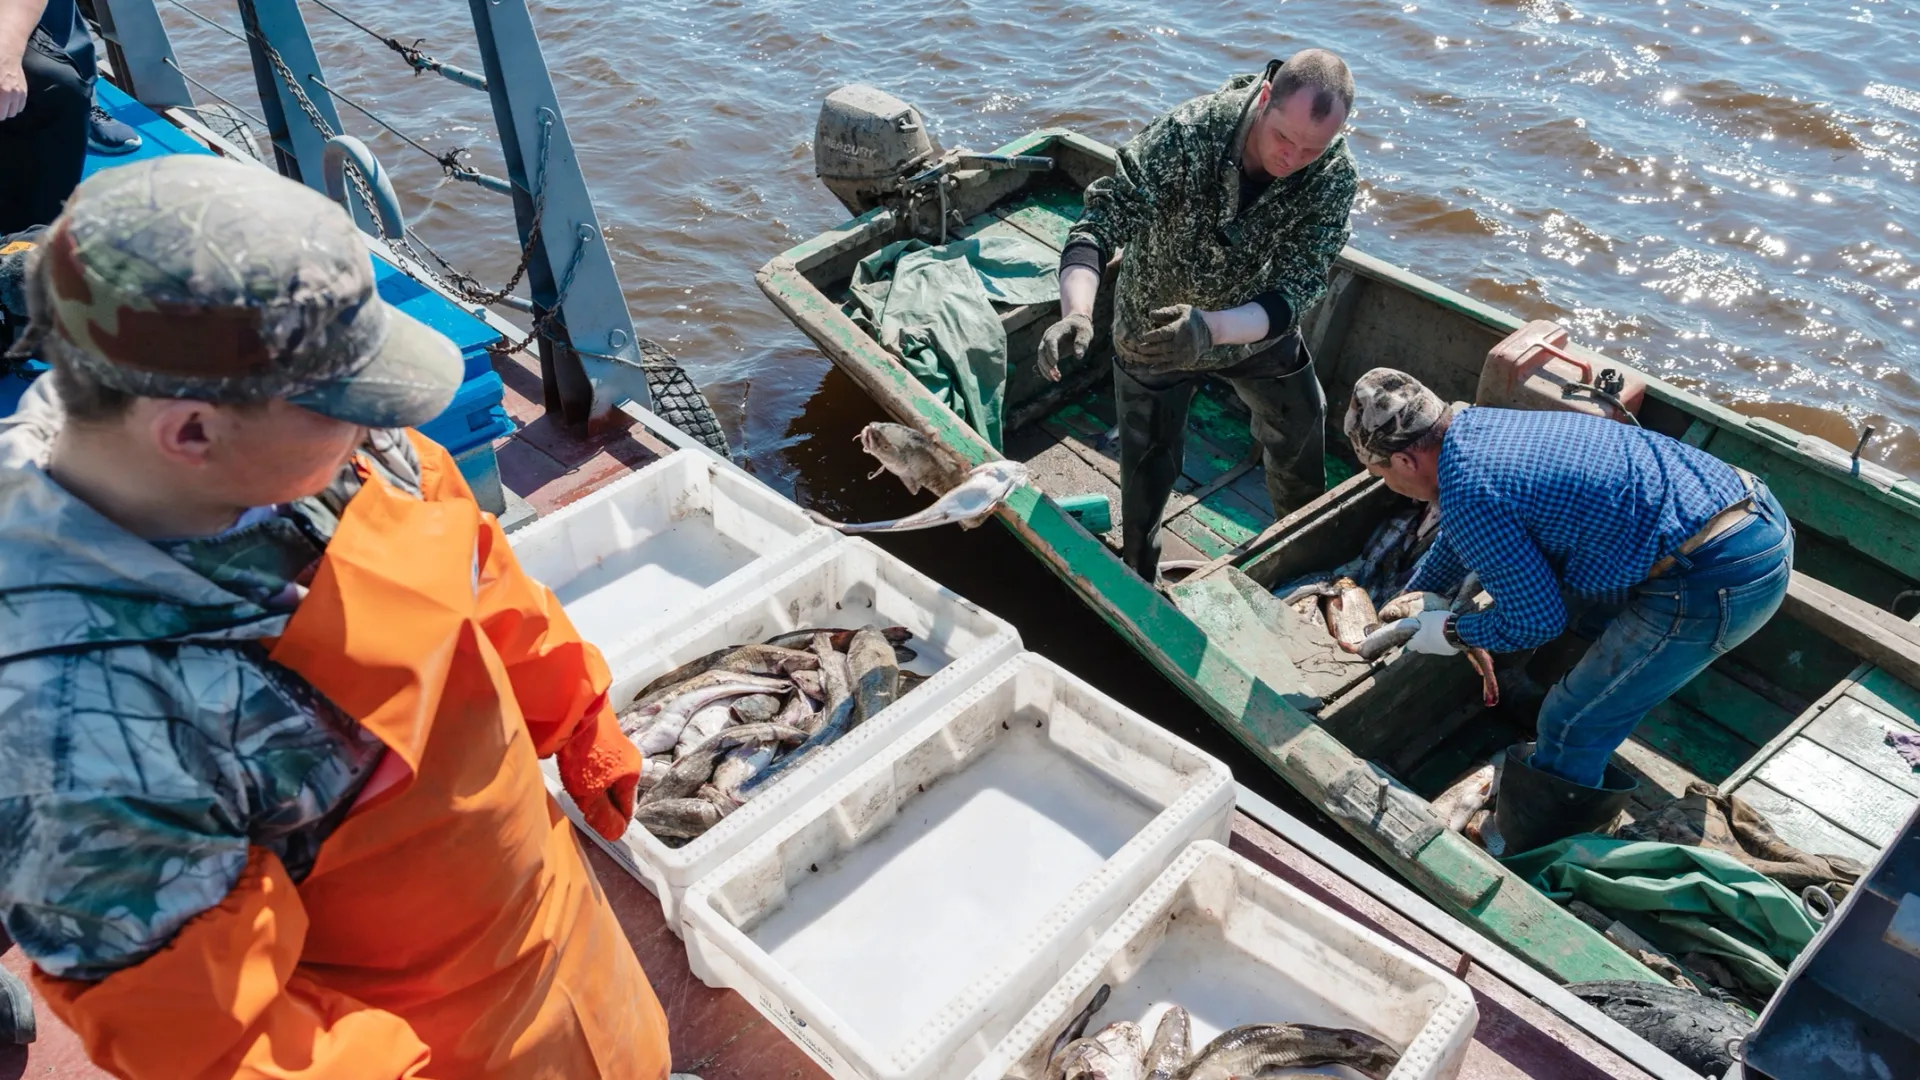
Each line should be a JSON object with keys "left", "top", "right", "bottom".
{"left": 1270, "top": 49, "right": 1354, "bottom": 124}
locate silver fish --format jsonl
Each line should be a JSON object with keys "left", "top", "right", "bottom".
{"left": 791, "top": 669, "right": 827, "bottom": 702}
{"left": 730, "top": 693, "right": 784, "bottom": 725}
{"left": 629, "top": 670, "right": 790, "bottom": 723}
{"left": 1143, "top": 1006, "right": 1190, "bottom": 1080}
{"left": 1056, "top": 1022, "right": 1144, "bottom": 1080}
{"left": 635, "top": 755, "right": 673, "bottom": 792}
{"left": 1322, "top": 577, "right": 1381, "bottom": 653}
{"left": 634, "top": 645, "right": 819, "bottom": 703}
{"left": 711, "top": 742, "right": 775, "bottom": 804}
{"left": 809, "top": 459, "right": 1029, "bottom": 534}
{"left": 1357, "top": 617, "right": 1419, "bottom": 662}
{"left": 856, "top": 421, "right": 973, "bottom": 496}
{"left": 739, "top": 636, "right": 855, "bottom": 795}
{"left": 633, "top": 674, "right": 792, "bottom": 755}
{"left": 634, "top": 798, "right": 724, "bottom": 841}
{"left": 774, "top": 689, "right": 819, "bottom": 736}
{"left": 1175, "top": 1024, "right": 1399, "bottom": 1080}
{"left": 845, "top": 627, "right": 899, "bottom": 725}
{"left": 673, "top": 701, "right": 736, "bottom": 760}
{"left": 645, "top": 722, "right": 807, "bottom": 806}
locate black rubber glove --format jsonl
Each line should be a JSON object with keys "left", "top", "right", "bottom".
{"left": 1037, "top": 313, "right": 1093, "bottom": 382}
{"left": 1130, "top": 304, "right": 1214, "bottom": 371}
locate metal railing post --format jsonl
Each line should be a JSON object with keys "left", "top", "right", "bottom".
{"left": 91, "top": 0, "right": 195, "bottom": 108}
{"left": 464, "top": 0, "right": 649, "bottom": 427}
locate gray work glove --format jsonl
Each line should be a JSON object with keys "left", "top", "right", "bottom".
{"left": 1037, "top": 312, "right": 1093, "bottom": 382}
{"left": 1129, "top": 304, "right": 1214, "bottom": 371}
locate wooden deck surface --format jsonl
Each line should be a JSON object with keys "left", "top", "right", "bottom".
{"left": 1727, "top": 664, "right": 1920, "bottom": 863}
{"left": 1, "top": 811, "right": 1659, "bottom": 1079}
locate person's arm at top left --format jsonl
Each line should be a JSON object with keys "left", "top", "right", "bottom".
{"left": 0, "top": 0, "right": 51, "bottom": 120}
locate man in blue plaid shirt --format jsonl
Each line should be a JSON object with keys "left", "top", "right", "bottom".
{"left": 1344, "top": 368, "right": 1794, "bottom": 853}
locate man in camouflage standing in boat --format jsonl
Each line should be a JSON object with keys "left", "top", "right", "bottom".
{"left": 1040, "top": 49, "right": 1359, "bottom": 580}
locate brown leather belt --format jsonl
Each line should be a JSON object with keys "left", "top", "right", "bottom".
{"left": 1648, "top": 468, "right": 1759, "bottom": 579}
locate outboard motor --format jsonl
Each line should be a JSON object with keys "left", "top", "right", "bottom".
{"left": 815, "top": 85, "right": 941, "bottom": 216}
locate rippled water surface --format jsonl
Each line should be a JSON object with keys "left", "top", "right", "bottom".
{"left": 154, "top": 0, "right": 1920, "bottom": 796}
{"left": 162, "top": 0, "right": 1920, "bottom": 474}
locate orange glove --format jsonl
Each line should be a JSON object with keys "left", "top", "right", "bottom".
{"left": 558, "top": 717, "right": 642, "bottom": 841}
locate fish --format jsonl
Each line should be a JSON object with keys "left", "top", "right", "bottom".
{"left": 711, "top": 742, "right": 775, "bottom": 804}
{"left": 1049, "top": 984, "right": 1112, "bottom": 1065}
{"left": 1357, "top": 617, "right": 1418, "bottom": 662}
{"left": 856, "top": 421, "right": 973, "bottom": 496}
{"left": 1174, "top": 1024, "right": 1399, "bottom": 1080}
{"left": 899, "top": 670, "right": 929, "bottom": 697}
{"left": 633, "top": 644, "right": 819, "bottom": 703}
{"left": 1053, "top": 1022, "right": 1145, "bottom": 1080}
{"left": 673, "top": 701, "right": 735, "bottom": 760}
{"left": 634, "top": 755, "right": 673, "bottom": 792}
{"left": 627, "top": 670, "right": 791, "bottom": 725}
{"left": 807, "top": 459, "right": 1030, "bottom": 533}
{"left": 894, "top": 644, "right": 918, "bottom": 665}
{"left": 773, "top": 689, "right": 818, "bottom": 735}
{"left": 762, "top": 626, "right": 913, "bottom": 651}
{"left": 1322, "top": 577, "right": 1382, "bottom": 653}
{"left": 1278, "top": 576, "right": 1339, "bottom": 607}
{"left": 1466, "top": 646, "right": 1500, "bottom": 707}
{"left": 738, "top": 636, "right": 857, "bottom": 795}
{"left": 1143, "top": 1006, "right": 1190, "bottom": 1080}
{"left": 634, "top": 798, "right": 724, "bottom": 841}
{"left": 644, "top": 722, "right": 807, "bottom": 805}
{"left": 1356, "top": 508, "right": 1419, "bottom": 590}
{"left": 845, "top": 627, "right": 899, "bottom": 725}
{"left": 791, "top": 669, "right": 827, "bottom": 702}
{"left": 730, "top": 693, "right": 784, "bottom": 725}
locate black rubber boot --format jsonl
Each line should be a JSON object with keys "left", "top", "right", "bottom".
{"left": 0, "top": 965, "right": 35, "bottom": 1044}
{"left": 1492, "top": 742, "right": 1638, "bottom": 856}
{"left": 1112, "top": 358, "right": 1198, "bottom": 580}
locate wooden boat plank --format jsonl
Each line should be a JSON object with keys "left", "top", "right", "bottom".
{"left": 1728, "top": 779, "right": 1883, "bottom": 864}
{"left": 1185, "top": 492, "right": 1264, "bottom": 547}
{"left": 1722, "top": 610, "right": 1868, "bottom": 708}
{"left": 1847, "top": 666, "right": 1920, "bottom": 723}
{"left": 1781, "top": 570, "right": 1920, "bottom": 693}
{"left": 1166, "top": 512, "right": 1233, "bottom": 559}
{"left": 1188, "top": 385, "right": 1258, "bottom": 460}
{"left": 991, "top": 198, "right": 1080, "bottom": 251}
{"left": 1630, "top": 698, "right": 1758, "bottom": 785}
{"left": 1179, "top": 428, "right": 1242, "bottom": 488}
{"left": 1612, "top": 736, "right": 1706, "bottom": 809}
{"left": 1800, "top": 697, "right": 1920, "bottom": 796}
{"left": 1710, "top": 436, "right": 1920, "bottom": 584}
{"left": 1049, "top": 400, "right": 1110, "bottom": 440}
{"left": 1669, "top": 665, "right": 1798, "bottom": 748}
{"left": 1753, "top": 737, "right": 1915, "bottom": 847}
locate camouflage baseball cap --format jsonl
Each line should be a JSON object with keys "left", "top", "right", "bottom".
{"left": 1344, "top": 367, "right": 1447, "bottom": 465}
{"left": 31, "top": 155, "right": 460, "bottom": 427}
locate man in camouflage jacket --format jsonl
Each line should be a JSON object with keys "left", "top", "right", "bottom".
{"left": 1041, "top": 50, "right": 1359, "bottom": 579}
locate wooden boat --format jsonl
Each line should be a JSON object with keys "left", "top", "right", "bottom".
{"left": 757, "top": 122, "right": 1920, "bottom": 988}
{"left": 4, "top": 35, "right": 1693, "bottom": 1080}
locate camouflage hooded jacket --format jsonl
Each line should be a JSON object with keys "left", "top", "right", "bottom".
{"left": 1068, "top": 68, "right": 1359, "bottom": 373}
{"left": 0, "top": 379, "right": 398, "bottom": 980}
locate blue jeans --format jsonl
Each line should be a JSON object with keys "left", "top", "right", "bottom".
{"left": 1531, "top": 482, "right": 1794, "bottom": 787}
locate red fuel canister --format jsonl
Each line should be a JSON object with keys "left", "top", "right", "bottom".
{"left": 1475, "top": 319, "right": 1646, "bottom": 423}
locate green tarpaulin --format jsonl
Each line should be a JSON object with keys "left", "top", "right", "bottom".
{"left": 1503, "top": 836, "right": 1819, "bottom": 996}
{"left": 846, "top": 234, "right": 1058, "bottom": 451}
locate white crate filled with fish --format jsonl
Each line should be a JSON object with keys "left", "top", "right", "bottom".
{"left": 972, "top": 840, "right": 1478, "bottom": 1080}
{"left": 509, "top": 449, "right": 836, "bottom": 669}
{"left": 679, "top": 652, "right": 1235, "bottom": 1080}
{"left": 552, "top": 537, "right": 1022, "bottom": 927}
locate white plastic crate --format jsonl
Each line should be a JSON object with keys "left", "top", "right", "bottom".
{"left": 973, "top": 840, "right": 1478, "bottom": 1080}
{"left": 509, "top": 449, "right": 835, "bottom": 668}
{"left": 551, "top": 537, "right": 1022, "bottom": 928}
{"left": 680, "top": 652, "right": 1235, "bottom": 1080}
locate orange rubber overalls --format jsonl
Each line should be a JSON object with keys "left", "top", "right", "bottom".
{"left": 35, "top": 434, "right": 667, "bottom": 1079}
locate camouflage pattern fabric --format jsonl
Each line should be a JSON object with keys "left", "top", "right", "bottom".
{"left": 0, "top": 380, "right": 423, "bottom": 980}
{"left": 1344, "top": 366, "right": 1448, "bottom": 465}
{"left": 1069, "top": 71, "right": 1358, "bottom": 374}
{"left": 19, "top": 155, "right": 460, "bottom": 429}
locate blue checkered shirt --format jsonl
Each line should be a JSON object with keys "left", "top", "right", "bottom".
{"left": 1405, "top": 407, "right": 1748, "bottom": 652}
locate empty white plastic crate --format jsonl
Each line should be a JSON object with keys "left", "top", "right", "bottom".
{"left": 679, "top": 652, "right": 1235, "bottom": 1080}
{"left": 509, "top": 449, "right": 835, "bottom": 668}
{"left": 550, "top": 537, "right": 1022, "bottom": 928}
{"left": 974, "top": 840, "right": 1478, "bottom": 1080}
